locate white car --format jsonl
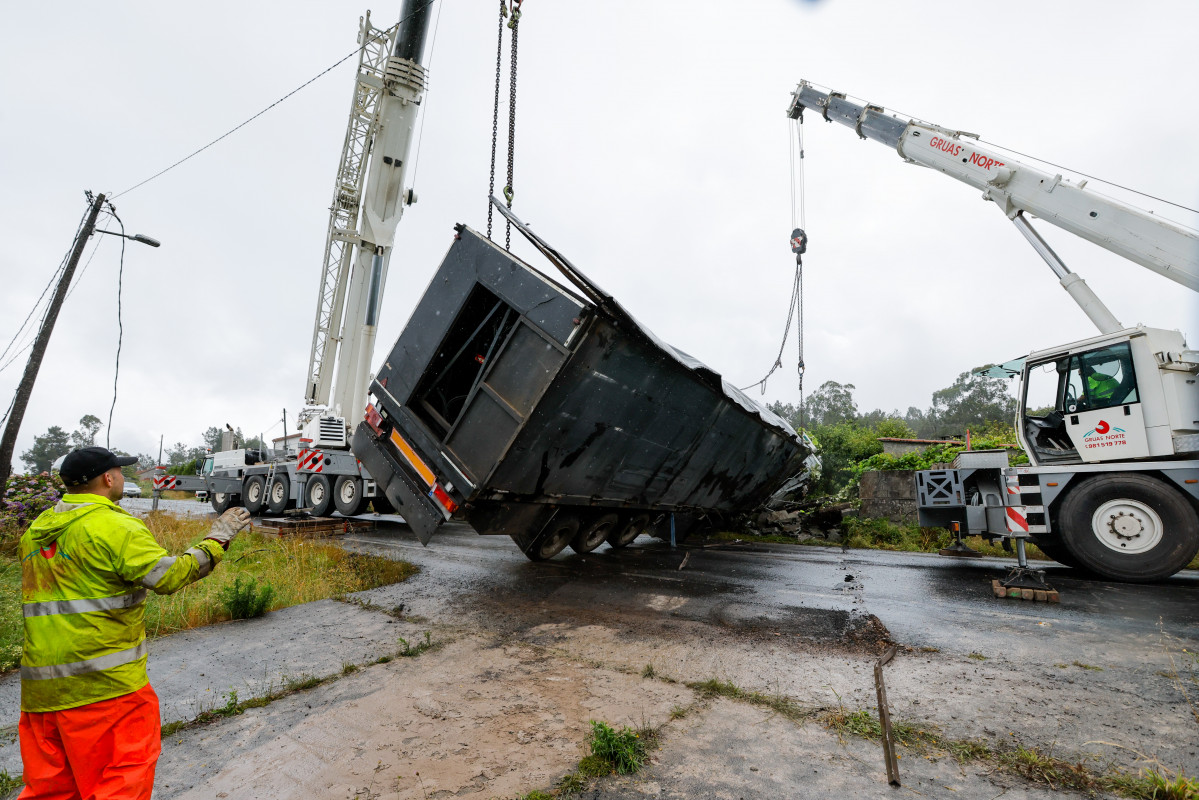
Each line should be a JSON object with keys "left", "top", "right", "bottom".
{"left": 122, "top": 484, "right": 142, "bottom": 498}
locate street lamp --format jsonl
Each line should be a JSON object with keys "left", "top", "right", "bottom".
{"left": 96, "top": 229, "right": 161, "bottom": 248}
{"left": 0, "top": 193, "right": 160, "bottom": 488}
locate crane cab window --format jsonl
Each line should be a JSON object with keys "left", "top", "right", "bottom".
{"left": 1062, "top": 341, "right": 1139, "bottom": 413}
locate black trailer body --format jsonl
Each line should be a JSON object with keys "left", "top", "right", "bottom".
{"left": 353, "top": 214, "right": 814, "bottom": 559}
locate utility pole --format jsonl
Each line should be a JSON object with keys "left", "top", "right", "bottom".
{"left": 0, "top": 192, "right": 106, "bottom": 488}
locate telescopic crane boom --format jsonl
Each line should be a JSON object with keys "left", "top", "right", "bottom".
{"left": 787, "top": 82, "right": 1199, "bottom": 335}
{"left": 304, "top": 0, "right": 432, "bottom": 434}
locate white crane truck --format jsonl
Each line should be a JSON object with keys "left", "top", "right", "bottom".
{"left": 157, "top": 3, "right": 433, "bottom": 518}
{"left": 787, "top": 82, "right": 1199, "bottom": 584}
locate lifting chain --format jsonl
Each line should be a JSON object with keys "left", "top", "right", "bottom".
{"left": 487, "top": 0, "right": 522, "bottom": 249}
{"left": 486, "top": 0, "right": 505, "bottom": 240}
{"left": 504, "top": 0, "right": 522, "bottom": 250}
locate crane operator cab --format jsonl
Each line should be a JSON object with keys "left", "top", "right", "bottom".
{"left": 1017, "top": 327, "right": 1187, "bottom": 466}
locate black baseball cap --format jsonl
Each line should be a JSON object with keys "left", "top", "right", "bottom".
{"left": 60, "top": 446, "right": 139, "bottom": 486}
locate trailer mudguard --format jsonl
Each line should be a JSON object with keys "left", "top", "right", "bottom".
{"left": 351, "top": 425, "right": 445, "bottom": 544}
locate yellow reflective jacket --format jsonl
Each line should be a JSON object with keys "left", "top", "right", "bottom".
{"left": 20, "top": 493, "right": 224, "bottom": 712}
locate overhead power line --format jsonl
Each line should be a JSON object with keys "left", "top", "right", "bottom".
{"left": 113, "top": 0, "right": 438, "bottom": 200}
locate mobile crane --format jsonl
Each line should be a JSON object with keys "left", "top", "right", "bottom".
{"left": 157, "top": 2, "right": 433, "bottom": 517}
{"left": 787, "top": 82, "right": 1199, "bottom": 583}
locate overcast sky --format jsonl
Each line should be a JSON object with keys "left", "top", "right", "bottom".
{"left": 2, "top": 0, "right": 1196, "bottom": 467}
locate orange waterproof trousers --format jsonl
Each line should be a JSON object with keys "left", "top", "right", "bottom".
{"left": 18, "top": 684, "right": 161, "bottom": 800}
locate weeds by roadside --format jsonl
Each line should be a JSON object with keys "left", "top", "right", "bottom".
{"left": 820, "top": 700, "right": 1197, "bottom": 800}
{"left": 686, "top": 678, "right": 816, "bottom": 723}
{"left": 398, "top": 631, "right": 435, "bottom": 657}
{"left": 713, "top": 519, "right": 1056, "bottom": 562}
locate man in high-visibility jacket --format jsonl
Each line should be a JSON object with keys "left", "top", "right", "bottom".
{"left": 18, "top": 446, "right": 251, "bottom": 799}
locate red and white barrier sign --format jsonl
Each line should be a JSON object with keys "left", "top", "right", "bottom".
{"left": 153, "top": 475, "right": 179, "bottom": 491}
{"left": 297, "top": 449, "right": 325, "bottom": 472}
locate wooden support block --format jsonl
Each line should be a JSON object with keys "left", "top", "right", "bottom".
{"left": 992, "top": 579, "right": 1004, "bottom": 597}
{"left": 1021, "top": 590, "right": 1034, "bottom": 600}
{"left": 1034, "top": 590, "right": 1047, "bottom": 602}
{"left": 1046, "top": 590, "right": 1060, "bottom": 603}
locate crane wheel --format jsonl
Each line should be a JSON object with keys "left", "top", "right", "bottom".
{"left": 527, "top": 514, "right": 580, "bottom": 561}
{"left": 306, "top": 475, "right": 334, "bottom": 517}
{"left": 570, "top": 513, "right": 620, "bottom": 554}
{"left": 266, "top": 475, "right": 292, "bottom": 515}
{"left": 243, "top": 476, "right": 267, "bottom": 514}
{"left": 608, "top": 514, "right": 650, "bottom": 549}
{"left": 333, "top": 475, "right": 370, "bottom": 517}
{"left": 210, "top": 492, "right": 239, "bottom": 514}
{"left": 1058, "top": 473, "right": 1199, "bottom": 582}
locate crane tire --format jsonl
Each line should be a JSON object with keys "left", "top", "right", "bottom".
{"left": 333, "top": 475, "right": 370, "bottom": 517}
{"left": 526, "top": 514, "right": 580, "bottom": 561}
{"left": 305, "top": 475, "right": 334, "bottom": 517}
{"left": 266, "top": 475, "right": 292, "bottom": 515}
{"left": 570, "top": 513, "right": 620, "bottom": 554}
{"left": 210, "top": 492, "right": 238, "bottom": 514}
{"left": 608, "top": 514, "right": 651, "bottom": 549}
{"left": 1058, "top": 473, "right": 1199, "bottom": 582}
{"left": 242, "top": 476, "right": 267, "bottom": 514}
{"left": 1030, "top": 537, "right": 1080, "bottom": 569}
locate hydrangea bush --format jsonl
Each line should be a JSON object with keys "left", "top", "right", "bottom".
{"left": 2, "top": 472, "right": 64, "bottom": 534}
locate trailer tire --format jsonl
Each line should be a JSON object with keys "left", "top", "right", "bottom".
{"left": 571, "top": 513, "right": 619, "bottom": 554}
{"left": 210, "top": 492, "right": 237, "bottom": 514}
{"left": 243, "top": 476, "right": 267, "bottom": 514}
{"left": 527, "top": 515, "right": 579, "bottom": 561}
{"left": 306, "top": 475, "right": 334, "bottom": 517}
{"left": 333, "top": 475, "right": 370, "bottom": 517}
{"left": 1058, "top": 473, "right": 1199, "bottom": 582}
{"left": 266, "top": 475, "right": 291, "bottom": 515}
{"left": 608, "top": 514, "right": 650, "bottom": 549}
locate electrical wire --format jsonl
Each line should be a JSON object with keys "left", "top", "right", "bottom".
{"left": 112, "top": 0, "right": 438, "bottom": 200}
{"left": 104, "top": 202, "right": 126, "bottom": 449}
{"left": 0, "top": 200, "right": 91, "bottom": 368}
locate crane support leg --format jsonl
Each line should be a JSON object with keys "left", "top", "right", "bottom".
{"left": 1010, "top": 213, "right": 1123, "bottom": 335}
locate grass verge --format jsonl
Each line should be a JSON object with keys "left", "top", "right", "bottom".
{"left": 713, "top": 518, "right": 1055, "bottom": 561}
{"left": 822, "top": 702, "right": 1197, "bottom": 799}
{"left": 0, "top": 513, "right": 419, "bottom": 672}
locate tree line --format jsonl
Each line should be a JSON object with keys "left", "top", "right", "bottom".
{"left": 19, "top": 419, "right": 268, "bottom": 477}
{"left": 769, "top": 369, "right": 1018, "bottom": 495}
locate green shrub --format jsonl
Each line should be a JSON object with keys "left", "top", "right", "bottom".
{"left": 587, "top": 720, "right": 648, "bottom": 775}
{"left": 219, "top": 575, "right": 276, "bottom": 620}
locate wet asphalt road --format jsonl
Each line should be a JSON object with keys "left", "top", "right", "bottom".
{"left": 346, "top": 522, "right": 1199, "bottom": 668}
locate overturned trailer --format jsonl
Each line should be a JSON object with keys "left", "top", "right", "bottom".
{"left": 352, "top": 206, "right": 816, "bottom": 560}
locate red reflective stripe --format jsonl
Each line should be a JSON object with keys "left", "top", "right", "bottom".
{"left": 1006, "top": 507, "right": 1029, "bottom": 532}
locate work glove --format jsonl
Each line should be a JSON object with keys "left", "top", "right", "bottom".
{"left": 206, "top": 507, "right": 252, "bottom": 551}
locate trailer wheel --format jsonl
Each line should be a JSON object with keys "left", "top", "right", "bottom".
{"left": 571, "top": 513, "right": 619, "bottom": 554}
{"left": 306, "top": 475, "right": 334, "bottom": 517}
{"left": 333, "top": 475, "right": 370, "bottom": 517}
{"left": 608, "top": 514, "right": 650, "bottom": 549}
{"left": 1058, "top": 474, "right": 1199, "bottom": 582}
{"left": 266, "top": 475, "right": 291, "bottom": 515}
{"left": 527, "top": 515, "right": 579, "bottom": 561}
{"left": 243, "top": 476, "right": 267, "bottom": 514}
{"left": 210, "top": 492, "right": 236, "bottom": 514}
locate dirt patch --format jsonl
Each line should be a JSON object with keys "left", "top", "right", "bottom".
{"left": 158, "top": 634, "right": 691, "bottom": 800}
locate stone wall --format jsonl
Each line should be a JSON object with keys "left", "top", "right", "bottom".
{"left": 858, "top": 470, "right": 917, "bottom": 523}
